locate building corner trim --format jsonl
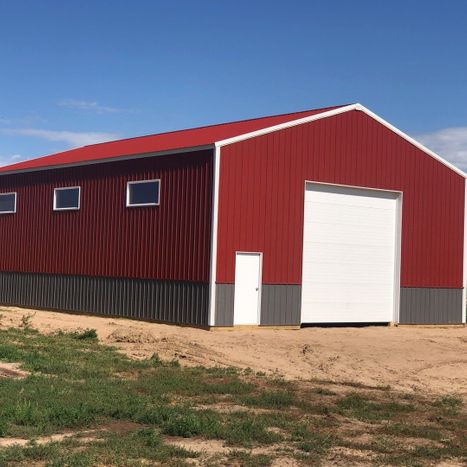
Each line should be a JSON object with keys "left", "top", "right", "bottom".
{"left": 208, "top": 145, "right": 221, "bottom": 326}
{"left": 463, "top": 179, "right": 467, "bottom": 323}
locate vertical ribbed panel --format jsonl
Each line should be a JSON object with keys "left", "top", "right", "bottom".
{"left": 260, "top": 285, "right": 301, "bottom": 325}
{"left": 217, "top": 111, "right": 465, "bottom": 289}
{"left": 400, "top": 287, "right": 463, "bottom": 324}
{"left": 0, "top": 272, "right": 209, "bottom": 326}
{"left": 214, "top": 283, "right": 235, "bottom": 326}
{"left": 0, "top": 150, "right": 213, "bottom": 282}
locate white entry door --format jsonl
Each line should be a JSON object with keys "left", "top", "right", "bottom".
{"left": 234, "top": 253, "right": 262, "bottom": 325}
{"left": 301, "top": 183, "right": 400, "bottom": 323}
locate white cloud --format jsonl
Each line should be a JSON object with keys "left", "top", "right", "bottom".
{"left": 58, "top": 99, "right": 124, "bottom": 114}
{"left": 0, "top": 128, "right": 119, "bottom": 147}
{"left": 0, "top": 154, "right": 23, "bottom": 167}
{"left": 416, "top": 127, "right": 467, "bottom": 171}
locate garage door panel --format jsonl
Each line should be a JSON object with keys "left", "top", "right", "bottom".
{"left": 303, "top": 241, "right": 396, "bottom": 263}
{"left": 303, "top": 241, "right": 396, "bottom": 259}
{"left": 301, "top": 184, "right": 399, "bottom": 323}
{"left": 305, "top": 204, "right": 396, "bottom": 225}
{"left": 300, "top": 301, "right": 393, "bottom": 323}
{"left": 301, "top": 282, "right": 394, "bottom": 299}
{"left": 303, "top": 267, "right": 394, "bottom": 285}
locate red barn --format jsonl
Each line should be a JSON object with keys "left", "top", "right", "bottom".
{"left": 0, "top": 104, "right": 465, "bottom": 327}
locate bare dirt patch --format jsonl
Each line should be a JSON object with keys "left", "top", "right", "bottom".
{"left": 0, "top": 430, "right": 100, "bottom": 448}
{"left": 0, "top": 420, "right": 143, "bottom": 449}
{"left": 0, "top": 306, "right": 466, "bottom": 399}
{"left": 0, "top": 362, "right": 29, "bottom": 379}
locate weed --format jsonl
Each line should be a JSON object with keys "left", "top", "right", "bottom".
{"left": 297, "top": 432, "right": 336, "bottom": 454}
{"left": 311, "top": 387, "right": 337, "bottom": 396}
{"left": 226, "top": 450, "right": 272, "bottom": 466}
{"left": 240, "top": 390, "right": 294, "bottom": 409}
{"left": 149, "top": 352, "right": 180, "bottom": 368}
{"left": 20, "top": 313, "right": 35, "bottom": 328}
{"left": 69, "top": 328, "right": 98, "bottom": 340}
{"left": 336, "top": 393, "right": 414, "bottom": 422}
{"left": 433, "top": 396, "right": 463, "bottom": 415}
{"left": 381, "top": 423, "right": 442, "bottom": 441}
{"left": 224, "top": 416, "right": 281, "bottom": 445}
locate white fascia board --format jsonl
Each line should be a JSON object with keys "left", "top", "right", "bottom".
{"left": 214, "top": 103, "right": 466, "bottom": 179}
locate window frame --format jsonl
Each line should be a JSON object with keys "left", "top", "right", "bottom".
{"left": 53, "top": 186, "right": 81, "bottom": 212}
{"left": 126, "top": 179, "right": 161, "bottom": 208}
{"left": 0, "top": 192, "right": 17, "bottom": 214}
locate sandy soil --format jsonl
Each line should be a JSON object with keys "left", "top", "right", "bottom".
{"left": 0, "top": 306, "right": 465, "bottom": 398}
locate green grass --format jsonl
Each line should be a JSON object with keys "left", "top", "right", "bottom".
{"left": 239, "top": 390, "right": 294, "bottom": 409}
{"left": 335, "top": 392, "right": 415, "bottom": 422}
{"left": 0, "top": 326, "right": 465, "bottom": 466}
{"left": 0, "top": 429, "right": 197, "bottom": 466}
{"left": 433, "top": 395, "right": 463, "bottom": 415}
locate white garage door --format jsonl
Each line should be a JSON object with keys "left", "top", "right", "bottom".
{"left": 301, "top": 183, "right": 400, "bottom": 323}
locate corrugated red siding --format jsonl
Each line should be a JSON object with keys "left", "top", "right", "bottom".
{"left": 0, "top": 150, "right": 213, "bottom": 282}
{"left": 216, "top": 110, "right": 465, "bottom": 288}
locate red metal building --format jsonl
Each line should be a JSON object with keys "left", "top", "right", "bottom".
{"left": 0, "top": 104, "right": 465, "bottom": 326}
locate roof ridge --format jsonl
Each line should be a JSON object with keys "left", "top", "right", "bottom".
{"left": 79, "top": 104, "right": 349, "bottom": 149}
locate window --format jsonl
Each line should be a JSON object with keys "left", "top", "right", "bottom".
{"left": 53, "top": 187, "right": 80, "bottom": 211}
{"left": 126, "top": 179, "right": 160, "bottom": 207}
{"left": 0, "top": 192, "right": 16, "bottom": 214}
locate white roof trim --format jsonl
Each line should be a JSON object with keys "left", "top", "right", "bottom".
{"left": 1, "top": 104, "right": 464, "bottom": 179}
{"left": 355, "top": 104, "right": 466, "bottom": 178}
{"left": 215, "top": 104, "right": 359, "bottom": 148}
{"left": 215, "top": 103, "right": 466, "bottom": 178}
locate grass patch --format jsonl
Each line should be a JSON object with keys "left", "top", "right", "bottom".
{"left": 239, "top": 390, "right": 294, "bottom": 409}
{"left": 380, "top": 423, "right": 443, "bottom": 441}
{"left": 433, "top": 395, "right": 463, "bottom": 415}
{"left": 225, "top": 450, "right": 272, "bottom": 466}
{"left": 68, "top": 328, "right": 98, "bottom": 340}
{"left": 0, "top": 429, "right": 197, "bottom": 466}
{"left": 0, "top": 327, "right": 464, "bottom": 465}
{"left": 336, "top": 393, "right": 415, "bottom": 422}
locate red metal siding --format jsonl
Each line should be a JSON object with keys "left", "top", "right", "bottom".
{"left": 0, "top": 150, "right": 213, "bottom": 282}
{"left": 216, "top": 110, "right": 465, "bottom": 288}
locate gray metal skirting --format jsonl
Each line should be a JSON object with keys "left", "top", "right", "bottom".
{"left": 399, "top": 287, "right": 463, "bottom": 324}
{"left": 0, "top": 272, "right": 209, "bottom": 326}
{"left": 214, "top": 284, "right": 235, "bottom": 326}
{"left": 260, "top": 285, "right": 301, "bottom": 325}
{"left": 215, "top": 284, "right": 464, "bottom": 326}
{"left": 214, "top": 283, "right": 301, "bottom": 326}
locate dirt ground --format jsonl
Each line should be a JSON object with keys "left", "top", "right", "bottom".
{"left": 0, "top": 306, "right": 466, "bottom": 399}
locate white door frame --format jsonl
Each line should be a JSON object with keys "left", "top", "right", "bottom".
{"left": 301, "top": 181, "right": 403, "bottom": 324}
{"left": 234, "top": 251, "right": 263, "bottom": 325}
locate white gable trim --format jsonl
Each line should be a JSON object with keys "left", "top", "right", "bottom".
{"left": 215, "top": 104, "right": 358, "bottom": 148}
{"left": 356, "top": 105, "right": 466, "bottom": 178}
{"left": 215, "top": 103, "right": 466, "bottom": 178}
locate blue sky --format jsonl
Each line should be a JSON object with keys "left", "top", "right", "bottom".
{"left": 1, "top": 1, "right": 467, "bottom": 168}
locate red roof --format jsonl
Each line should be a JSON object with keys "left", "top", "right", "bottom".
{"left": 0, "top": 105, "right": 344, "bottom": 174}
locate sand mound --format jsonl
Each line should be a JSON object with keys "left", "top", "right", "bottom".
{"left": 108, "top": 328, "right": 157, "bottom": 344}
